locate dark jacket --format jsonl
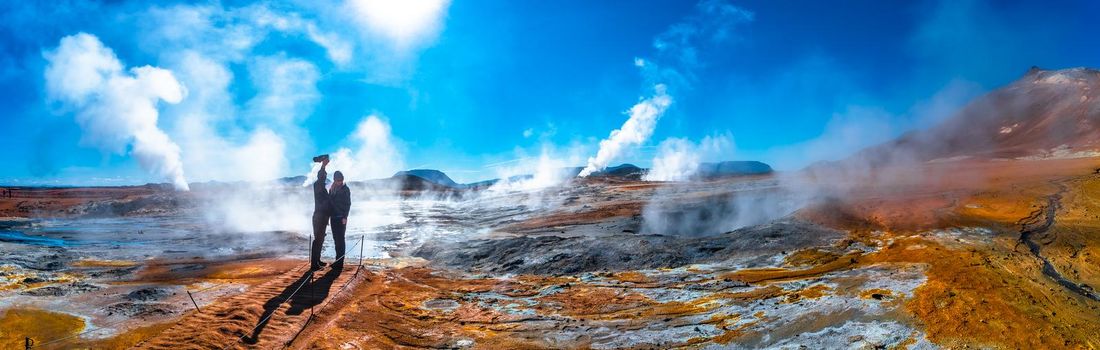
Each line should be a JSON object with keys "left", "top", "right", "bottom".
{"left": 329, "top": 183, "right": 351, "bottom": 219}
{"left": 313, "top": 168, "right": 331, "bottom": 216}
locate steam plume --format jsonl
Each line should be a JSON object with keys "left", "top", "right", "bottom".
{"left": 44, "top": 33, "right": 190, "bottom": 190}
{"left": 579, "top": 84, "right": 672, "bottom": 177}
{"left": 644, "top": 133, "right": 734, "bottom": 181}
{"left": 303, "top": 115, "right": 406, "bottom": 184}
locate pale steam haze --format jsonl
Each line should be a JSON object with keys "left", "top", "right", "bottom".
{"left": 488, "top": 144, "right": 585, "bottom": 192}
{"left": 44, "top": 33, "right": 190, "bottom": 190}
{"left": 579, "top": 84, "right": 672, "bottom": 177}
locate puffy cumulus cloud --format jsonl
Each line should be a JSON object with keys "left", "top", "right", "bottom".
{"left": 644, "top": 132, "right": 734, "bottom": 181}
{"left": 118, "top": 1, "right": 450, "bottom": 183}
{"left": 579, "top": 84, "right": 672, "bottom": 177}
{"left": 304, "top": 115, "right": 406, "bottom": 184}
{"left": 44, "top": 33, "right": 190, "bottom": 190}
{"left": 345, "top": 0, "right": 450, "bottom": 50}
{"left": 159, "top": 51, "right": 297, "bottom": 184}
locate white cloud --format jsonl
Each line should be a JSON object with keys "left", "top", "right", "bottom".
{"left": 44, "top": 33, "right": 190, "bottom": 190}
{"left": 305, "top": 23, "right": 354, "bottom": 66}
{"left": 247, "top": 55, "right": 321, "bottom": 127}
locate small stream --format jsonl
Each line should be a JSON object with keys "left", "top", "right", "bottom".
{"left": 1018, "top": 184, "right": 1100, "bottom": 302}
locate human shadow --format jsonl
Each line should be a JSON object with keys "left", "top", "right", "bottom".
{"left": 244, "top": 266, "right": 344, "bottom": 344}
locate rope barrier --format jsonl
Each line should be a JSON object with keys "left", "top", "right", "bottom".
{"left": 227, "top": 235, "right": 364, "bottom": 348}
{"left": 34, "top": 308, "right": 154, "bottom": 349}
{"left": 283, "top": 263, "right": 363, "bottom": 349}
{"left": 29, "top": 233, "right": 369, "bottom": 349}
{"left": 284, "top": 236, "right": 367, "bottom": 348}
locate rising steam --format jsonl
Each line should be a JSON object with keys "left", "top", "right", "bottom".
{"left": 645, "top": 133, "right": 734, "bottom": 181}
{"left": 44, "top": 33, "right": 190, "bottom": 190}
{"left": 579, "top": 84, "right": 672, "bottom": 177}
{"left": 303, "top": 115, "right": 406, "bottom": 184}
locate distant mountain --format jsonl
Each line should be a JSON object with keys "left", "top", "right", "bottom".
{"left": 564, "top": 164, "right": 647, "bottom": 179}
{"left": 695, "top": 161, "right": 773, "bottom": 178}
{"left": 601, "top": 164, "right": 645, "bottom": 178}
{"left": 393, "top": 169, "right": 459, "bottom": 187}
{"left": 850, "top": 67, "right": 1100, "bottom": 166}
{"left": 390, "top": 169, "right": 462, "bottom": 191}
{"left": 278, "top": 176, "right": 307, "bottom": 185}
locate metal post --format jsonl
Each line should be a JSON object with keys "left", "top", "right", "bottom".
{"left": 187, "top": 290, "right": 201, "bottom": 312}
{"left": 359, "top": 235, "right": 364, "bottom": 267}
{"left": 309, "top": 273, "right": 314, "bottom": 317}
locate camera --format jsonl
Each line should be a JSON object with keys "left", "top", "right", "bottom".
{"left": 312, "top": 154, "right": 329, "bottom": 163}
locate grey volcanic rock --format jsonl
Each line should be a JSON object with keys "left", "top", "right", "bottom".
{"left": 22, "top": 282, "right": 101, "bottom": 297}
{"left": 126, "top": 286, "right": 173, "bottom": 301}
{"left": 413, "top": 219, "right": 841, "bottom": 275}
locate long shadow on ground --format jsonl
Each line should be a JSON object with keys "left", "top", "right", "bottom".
{"left": 245, "top": 266, "right": 343, "bottom": 344}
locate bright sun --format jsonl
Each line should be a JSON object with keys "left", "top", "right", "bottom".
{"left": 347, "top": 0, "right": 450, "bottom": 48}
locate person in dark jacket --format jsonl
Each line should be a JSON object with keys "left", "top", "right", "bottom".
{"left": 328, "top": 171, "right": 351, "bottom": 267}
{"left": 310, "top": 158, "right": 331, "bottom": 270}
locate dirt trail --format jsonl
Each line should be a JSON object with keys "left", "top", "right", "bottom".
{"left": 1017, "top": 180, "right": 1100, "bottom": 302}
{"left": 135, "top": 264, "right": 366, "bottom": 349}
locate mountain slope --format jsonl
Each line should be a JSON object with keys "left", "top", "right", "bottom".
{"left": 855, "top": 67, "right": 1100, "bottom": 166}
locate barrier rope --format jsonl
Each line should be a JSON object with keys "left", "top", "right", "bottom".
{"left": 282, "top": 236, "right": 367, "bottom": 348}
{"left": 227, "top": 235, "right": 364, "bottom": 349}
{"left": 30, "top": 234, "right": 367, "bottom": 350}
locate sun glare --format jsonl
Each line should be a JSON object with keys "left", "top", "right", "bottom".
{"left": 348, "top": 0, "right": 450, "bottom": 47}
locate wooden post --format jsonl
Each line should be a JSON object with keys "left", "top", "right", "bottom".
{"left": 25, "top": 336, "right": 33, "bottom": 350}
{"left": 187, "top": 290, "right": 200, "bottom": 312}
{"left": 309, "top": 273, "right": 314, "bottom": 317}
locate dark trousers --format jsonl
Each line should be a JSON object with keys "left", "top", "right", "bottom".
{"left": 330, "top": 217, "right": 347, "bottom": 265}
{"left": 311, "top": 213, "right": 329, "bottom": 266}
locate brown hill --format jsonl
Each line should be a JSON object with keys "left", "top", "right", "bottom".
{"left": 855, "top": 67, "right": 1100, "bottom": 167}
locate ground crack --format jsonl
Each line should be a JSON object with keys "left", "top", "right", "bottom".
{"left": 1015, "top": 180, "right": 1099, "bottom": 302}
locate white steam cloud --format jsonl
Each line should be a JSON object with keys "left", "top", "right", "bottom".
{"left": 44, "top": 33, "right": 190, "bottom": 190}
{"left": 644, "top": 132, "right": 735, "bottom": 181}
{"left": 304, "top": 115, "right": 406, "bottom": 184}
{"left": 579, "top": 84, "right": 672, "bottom": 177}
{"left": 488, "top": 144, "right": 585, "bottom": 192}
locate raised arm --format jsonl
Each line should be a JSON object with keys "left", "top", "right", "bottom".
{"left": 314, "top": 160, "right": 329, "bottom": 192}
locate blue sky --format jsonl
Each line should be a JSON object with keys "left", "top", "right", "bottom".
{"left": 1, "top": 0, "right": 1098, "bottom": 186}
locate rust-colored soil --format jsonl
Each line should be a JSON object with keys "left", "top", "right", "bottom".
{"left": 136, "top": 264, "right": 365, "bottom": 349}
